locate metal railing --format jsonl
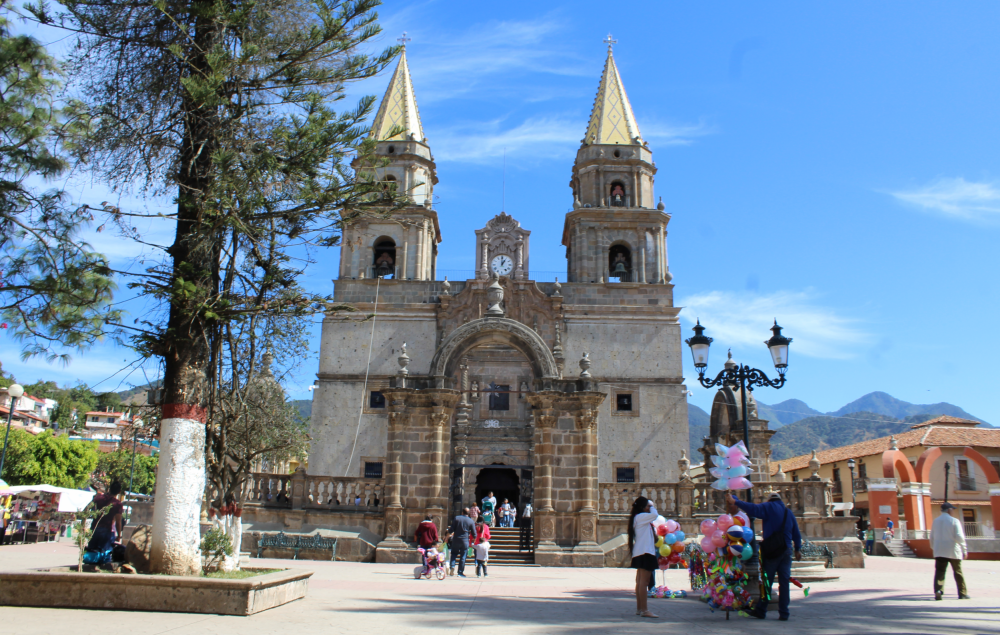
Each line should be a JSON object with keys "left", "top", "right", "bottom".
{"left": 852, "top": 478, "right": 867, "bottom": 492}
{"left": 831, "top": 481, "right": 843, "bottom": 495}
{"left": 964, "top": 522, "right": 988, "bottom": 538}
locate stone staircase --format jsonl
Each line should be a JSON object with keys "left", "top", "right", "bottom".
{"left": 485, "top": 527, "right": 535, "bottom": 566}
{"left": 884, "top": 539, "right": 917, "bottom": 558}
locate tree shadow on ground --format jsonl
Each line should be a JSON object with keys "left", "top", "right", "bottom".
{"left": 328, "top": 585, "right": 1000, "bottom": 635}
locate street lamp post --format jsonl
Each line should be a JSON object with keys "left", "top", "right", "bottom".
{"left": 685, "top": 320, "right": 792, "bottom": 503}
{"left": 847, "top": 457, "right": 857, "bottom": 512}
{"left": 0, "top": 383, "right": 25, "bottom": 481}
{"left": 943, "top": 462, "right": 950, "bottom": 504}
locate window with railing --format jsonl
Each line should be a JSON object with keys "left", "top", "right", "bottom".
{"left": 616, "top": 467, "right": 636, "bottom": 483}
{"left": 956, "top": 476, "right": 977, "bottom": 491}
{"left": 364, "top": 461, "right": 383, "bottom": 479}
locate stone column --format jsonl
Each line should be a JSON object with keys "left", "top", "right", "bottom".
{"left": 379, "top": 409, "right": 409, "bottom": 552}
{"left": 429, "top": 409, "right": 450, "bottom": 512}
{"left": 480, "top": 231, "right": 490, "bottom": 279}
{"left": 656, "top": 226, "right": 665, "bottom": 283}
{"left": 516, "top": 239, "right": 524, "bottom": 279}
{"left": 401, "top": 230, "right": 409, "bottom": 280}
{"left": 575, "top": 406, "right": 601, "bottom": 554}
{"left": 290, "top": 466, "right": 307, "bottom": 510}
{"left": 638, "top": 229, "right": 647, "bottom": 283}
{"left": 415, "top": 219, "right": 425, "bottom": 281}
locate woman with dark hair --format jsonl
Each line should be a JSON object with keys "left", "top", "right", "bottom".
{"left": 628, "top": 496, "right": 659, "bottom": 618}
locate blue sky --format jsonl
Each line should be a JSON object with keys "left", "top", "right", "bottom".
{"left": 3, "top": 1, "right": 1000, "bottom": 423}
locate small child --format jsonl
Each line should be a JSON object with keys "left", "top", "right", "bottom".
{"left": 425, "top": 541, "right": 443, "bottom": 570}
{"left": 473, "top": 540, "right": 489, "bottom": 577}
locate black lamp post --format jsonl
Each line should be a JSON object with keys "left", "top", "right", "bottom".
{"left": 847, "top": 457, "right": 857, "bottom": 509}
{"left": 943, "top": 462, "right": 950, "bottom": 504}
{"left": 0, "top": 383, "right": 25, "bottom": 481}
{"left": 686, "top": 320, "right": 792, "bottom": 503}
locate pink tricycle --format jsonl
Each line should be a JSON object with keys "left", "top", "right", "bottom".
{"left": 415, "top": 547, "right": 447, "bottom": 580}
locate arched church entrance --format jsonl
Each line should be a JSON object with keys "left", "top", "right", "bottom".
{"left": 475, "top": 466, "right": 520, "bottom": 515}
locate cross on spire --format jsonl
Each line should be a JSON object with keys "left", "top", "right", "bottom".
{"left": 604, "top": 33, "right": 617, "bottom": 50}
{"left": 397, "top": 31, "right": 411, "bottom": 48}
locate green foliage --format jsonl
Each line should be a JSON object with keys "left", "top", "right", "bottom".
{"left": 94, "top": 448, "right": 158, "bottom": 494}
{"left": 21, "top": 380, "right": 58, "bottom": 399}
{"left": 96, "top": 392, "right": 122, "bottom": 411}
{"left": 200, "top": 526, "right": 234, "bottom": 572}
{"left": 0, "top": 3, "right": 117, "bottom": 361}
{"left": 770, "top": 412, "right": 910, "bottom": 461}
{"left": 1, "top": 429, "right": 98, "bottom": 487}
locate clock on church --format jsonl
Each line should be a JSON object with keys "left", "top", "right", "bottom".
{"left": 491, "top": 255, "right": 513, "bottom": 276}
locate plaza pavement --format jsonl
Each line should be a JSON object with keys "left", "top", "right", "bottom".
{"left": 1, "top": 540, "right": 998, "bottom": 634}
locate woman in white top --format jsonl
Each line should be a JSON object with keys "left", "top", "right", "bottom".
{"left": 628, "top": 496, "right": 659, "bottom": 619}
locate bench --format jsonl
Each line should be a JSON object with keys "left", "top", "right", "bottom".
{"left": 256, "top": 532, "right": 338, "bottom": 561}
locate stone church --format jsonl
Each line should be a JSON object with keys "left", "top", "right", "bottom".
{"left": 308, "top": 44, "right": 690, "bottom": 565}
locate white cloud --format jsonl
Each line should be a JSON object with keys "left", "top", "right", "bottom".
{"left": 678, "top": 290, "right": 871, "bottom": 361}
{"left": 433, "top": 116, "right": 715, "bottom": 163}
{"left": 887, "top": 177, "right": 1000, "bottom": 222}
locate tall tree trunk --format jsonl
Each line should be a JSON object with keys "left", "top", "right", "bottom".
{"left": 149, "top": 14, "right": 218, "bottom": 577}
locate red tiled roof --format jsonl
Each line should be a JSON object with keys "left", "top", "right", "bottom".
{"left": 84, "top": 411, "right": 125, "bottom": 417}
{"left": 0, "top": 405, "right": 48, "bottom": 424}
{"left": 909, "top": 415, "right": 979, "bottom": 429}
{"left": 770, "top": 425, "right": 1000, "bottom": 475}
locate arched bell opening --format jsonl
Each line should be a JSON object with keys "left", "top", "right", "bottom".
{"left": 373, "top": 237, "right": 396, "bottom": 279}
{"left": 609, "top": 181, "right": 628, "bottom": 207}
{"left": 609, "top": 243, "right": 633, "bottom": 282}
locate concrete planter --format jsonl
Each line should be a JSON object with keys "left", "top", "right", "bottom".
{"left": 0, "top": 567, "right": 312, "bottom": 616}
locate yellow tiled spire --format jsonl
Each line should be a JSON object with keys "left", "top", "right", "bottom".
{"left": 583, "top": 43, "right": 643, "bottom": 146}
{"left": 369, "top": 47, "right": 424, "bottom": 142}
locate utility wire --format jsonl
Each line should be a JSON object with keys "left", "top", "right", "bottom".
{"left": 345, "top": 275, "right": 380, "bottom": 477}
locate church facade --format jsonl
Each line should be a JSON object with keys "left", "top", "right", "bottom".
{"left": 308, "top": 45, "right": 690, "bottom": 566}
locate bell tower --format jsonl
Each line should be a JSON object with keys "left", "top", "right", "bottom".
{"left": 562, "top": 39, "right": 671, "bottom": 284}
{"left": 342, "top": 39, "right": 441, "bottom": 280}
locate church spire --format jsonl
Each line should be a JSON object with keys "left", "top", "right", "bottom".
{"left": 369, "top": 37, "right": 424, "bottom": 142}
{"left": 583, "top": 36, "right": 643, "bottom": 146}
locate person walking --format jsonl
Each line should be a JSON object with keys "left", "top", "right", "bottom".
{"left": 499, "top": 499, "right": 512, "bottom": 527}
{"left": 931, "top": 502, "right": 969, "bottom": 600}
{"left": 729, "top": 492, "right": 802, "bottom": 621}
{"left": 519, "top": 501, "right": 533, "bottom": 551}
{"left": 448, "top": 507, "right": 476, "bottom": 577}
{"left": 415, "top": 515, "right": 439, "bottom": 549}
{"left": 473, "top": 518, "right": 491, "bottom": 577}
{"left": 86, "top": 481, "right": 125, "bottom": 556}
{"left": 628, "top": 496, "right": 659, "bottom": 619}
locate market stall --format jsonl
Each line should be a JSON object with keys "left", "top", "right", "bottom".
{"left": 0, "top": 485, "right": 95, "bottom": 543}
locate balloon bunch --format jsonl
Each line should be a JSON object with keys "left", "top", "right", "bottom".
{"left": 652, "top": 516, "right": 687, "bottom": 567}
{"left": 692, "top": 511, "right": 756, "bottom": 614}
{"left": 698, "top": 512, "right": 754, "bottom": 562}
{"left": 650, "top": 586, "right": 687, "bottom": 599}
{"left": 709, "top": 440, "right": 753, "bottom": 491}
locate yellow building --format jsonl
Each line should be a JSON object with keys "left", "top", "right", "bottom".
{"left": 771, "top": 416, "right": 1000, "bottom": 538}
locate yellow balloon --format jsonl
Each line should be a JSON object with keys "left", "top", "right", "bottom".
{"left": 659, "top": 545, "right": 671, "bottom": 557}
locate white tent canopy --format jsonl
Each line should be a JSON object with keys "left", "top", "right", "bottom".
{"left": 4, "top": 485, "right": 95, "bottom": 512}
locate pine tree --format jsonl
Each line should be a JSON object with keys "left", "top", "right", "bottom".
{"left": 28, "top": 0, "right": 403, "bottom": 574}
{"left": 0, "top": 2, "right": 117, "bottom": 361}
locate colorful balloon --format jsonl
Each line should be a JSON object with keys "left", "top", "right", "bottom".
{"left": 711, "top": 530, "right": 728, "bottom": 547}
{"left": 659, "top": 544, "right": 670, "bottom": 557}
{"left": 726, "top": 525, "right": 745, "bottom": 541}
{"left": 700, "top": 536, "right": 714, "bottom": 552}
{"left": 741, "top": 545, "right": 753, "bottom": 561}
{"left": 665, "top": 519, "right": 680, "bottom": 533}
{"left": 700, "top": 519, "right": 717, "bottom": 535}
{"left": 675, "top": 531, "right": 685, "bottom": 542}
{"left": 742, "top": 527, "right": 755, "bottom": 543}
{"left": 736, "top": 511, "right": 751, "bottom": 526}
{"left": 732, "top": 515, "right": 745, "bottom": 527}
{"left": 729, "top": 543, "right": 744, "bottom": 557}
{"left": 671, "top": 542, "right": 685, "bottom": 554}
{"left": 658, "top": 556, "right": 670, "bottom": 570}
{"left": 717, "top": 514, "right": 734, "bottom": 531}
{"left": 656, "top": 523, "right": 668, "bottom": 537}
{"left": 665, "top": 532, "right": 677, "bottom": 545}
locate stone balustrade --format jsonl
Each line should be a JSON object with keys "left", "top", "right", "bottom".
{"left": 240, "top": 470, "right": 385, "bottom": 512}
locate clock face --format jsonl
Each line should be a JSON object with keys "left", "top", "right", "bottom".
{"left": 491, "top": 255, "right": 513, "bottom": 276}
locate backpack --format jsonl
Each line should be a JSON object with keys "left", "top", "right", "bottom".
{"left": 759, "top": 506, "right": 789, "bottom": 561}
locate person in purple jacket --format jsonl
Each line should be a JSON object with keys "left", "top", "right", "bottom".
{"left": 728, "top": 491, "right": 802, "bottom": 621}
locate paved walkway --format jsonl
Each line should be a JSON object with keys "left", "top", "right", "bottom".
{"left": 1, "top": 541, "right": 998, "bottom": 634}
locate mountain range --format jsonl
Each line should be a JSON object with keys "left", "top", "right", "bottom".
{"left": 687, "top": 391, "right": 990, "bottom": 463}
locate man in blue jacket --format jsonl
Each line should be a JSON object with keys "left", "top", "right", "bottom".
{"left": 729, "top": 491, "right": 802, "bottom": 621}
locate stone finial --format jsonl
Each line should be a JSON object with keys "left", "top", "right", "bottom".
{"left": 774, "top": 463, "right": 787, "bottom": 482}
{"left": 678, "top": 449, "right": 690, "bottom": 479}
{"left": 808, "top": 450, "right": 821, "bottom": 479}
{"left": 397, "top": 343, "right": 410, "bottom": 376}
{"left": 579, "top": 352, "right": 592, "bottom": 378}
{"left": 552, "top": 277, "right": 562, "bottom": 296}
{"left": 724, "top": 349, "right": 736, "bottom": 370}
{"left": 261, "top": 349, "right": 274, "bottom": 376}
{"left": 889, "top": 436, "right": 898, "bottom": 451}
{"left": 486, "top": 278, "right": 505, "bottom": 316}
{"left": 441, "top": 276, "right": 451, "bottom": 296}
{"left": 657, "top": 196, "right": 665, "bottom": 211}
{"left": 664, "top": 269, "right": 673, "bottom": 283}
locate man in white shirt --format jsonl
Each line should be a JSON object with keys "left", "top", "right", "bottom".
{"left": 931, "top": 502, "right": 969, "bottom": 600}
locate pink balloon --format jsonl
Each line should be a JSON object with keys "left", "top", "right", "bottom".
{"left": 665, "top": 519, "right": 680, "bottom": 533}
{"left": 700, "top": 519, "right": 717, "bottom": 536}
{"left": 711, "top": 530, "right": 728, "bottom": 548}
{"left": 717, "top": 514, "right": 734, "bottom": 531}
{"left": 700, "top": 536, "right": 714, "bottom": 552}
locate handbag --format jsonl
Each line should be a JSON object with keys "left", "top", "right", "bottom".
{"left": 759, "top": 506, "right": 789, "bottom": 561}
